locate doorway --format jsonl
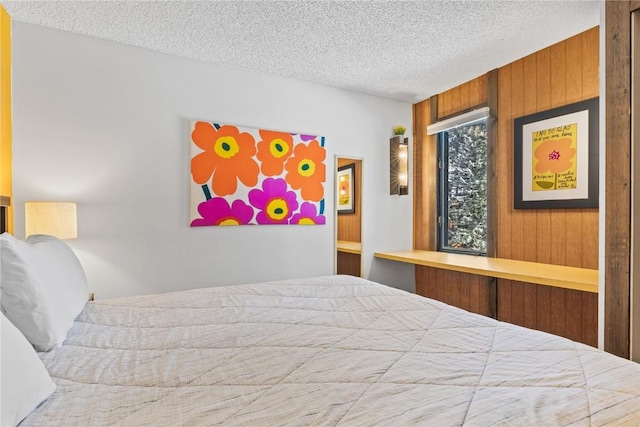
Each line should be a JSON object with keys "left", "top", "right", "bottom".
{"left": 335, "top": 156, "right": 363, "bottom": 277}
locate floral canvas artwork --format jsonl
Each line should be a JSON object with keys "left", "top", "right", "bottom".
{"left": 190, "top": 121, "right": 326, "bottom": 226}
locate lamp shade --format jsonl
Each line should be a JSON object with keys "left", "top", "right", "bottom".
{"left": 25, "top": 202, "right": 77, "bottom": 239}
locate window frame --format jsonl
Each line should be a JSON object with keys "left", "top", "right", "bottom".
{"left": 436, "top": 120, "right": 488, "bottom": 256}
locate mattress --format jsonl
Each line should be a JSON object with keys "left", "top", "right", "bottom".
{"left": 22, "top": 275, "right": 640, "bottom": 426}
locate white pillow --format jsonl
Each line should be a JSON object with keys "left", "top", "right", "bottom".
{"left": 1, "top": 312, "right": 56, "bottom": 426}
{"left": 0, "top": 233, "right": 88, "bottom": 351}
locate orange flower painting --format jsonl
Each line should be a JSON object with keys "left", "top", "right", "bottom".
{"left": 284, "top": 139, "right": 326, "bottom": 202}
{"left": 191, "top": 122, "right": 259, "bottom": 197}
{"left": 256, "top": 130, "right": 294, "bottom": 176}
{"left": 190, "top": 122, "right": 326, "bottom": 227}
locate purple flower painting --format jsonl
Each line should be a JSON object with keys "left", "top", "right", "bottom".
{"left": 191, "top": 198, "right": 254, "bottom": 227}
{"left": 248, "top": 178, "right": 299, "bottom": 225}
{"left": 290, "top": 202, "right": 326, "bottom": 225}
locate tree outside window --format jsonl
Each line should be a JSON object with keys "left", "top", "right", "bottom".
{"left": 437, "top": 120, "right": 487, "bottom": 254}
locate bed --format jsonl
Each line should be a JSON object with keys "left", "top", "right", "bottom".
{"left": 1, "top": 235, "right": 639, "bottom": 426}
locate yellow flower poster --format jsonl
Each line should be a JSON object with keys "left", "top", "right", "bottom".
{"left": 531, "top": 124, "right": 577, "bottom": 191}
{"left": 513, "top": 97, "right": 598, "bottom": 209}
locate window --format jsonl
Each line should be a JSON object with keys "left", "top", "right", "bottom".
{"left": 437, "top": 119, "right": 487, "bottom": 254}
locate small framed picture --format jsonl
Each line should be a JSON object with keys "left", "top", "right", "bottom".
{"left": 513, "top": 97, "right": 599, "bottom": 209}
{"left": 337, "top": 163, "right": 355, "bottom": 214}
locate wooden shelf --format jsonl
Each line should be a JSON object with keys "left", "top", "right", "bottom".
{"left": 374, "top": 250, "right": 598, "bottom": 293}
{"left": 337, "top": 240, "right": 361, "bottom": 255}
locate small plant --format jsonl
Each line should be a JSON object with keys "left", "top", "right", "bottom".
{"left": 393, "top": 125, "right": 406, "bottom": 136}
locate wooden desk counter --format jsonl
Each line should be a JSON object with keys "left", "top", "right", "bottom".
{"left": 337, "top": 240, "right": 362, "bottom": 255}
{"left": 374, "top": 250, "right": 598, "bottom": 293}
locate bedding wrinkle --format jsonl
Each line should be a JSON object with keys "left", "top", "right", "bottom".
{"left": 335, "top": 307, "right": 440, "bottom": 426}
{"left": 574, "top": 341, "right": 594, "bottom": 424}
{"left": 16, "top": 275, "right": 639, "bottom": 426}
{"left": 460, "top": 315, "right": 500, "bottom": 426}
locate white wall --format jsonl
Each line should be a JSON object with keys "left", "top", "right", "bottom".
{"left": 10, "top": 23, "right": 415, "bottom": 298}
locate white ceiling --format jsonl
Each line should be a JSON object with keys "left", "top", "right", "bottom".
{"left": 1, "top": 0, "right": 600, "bottom": 103}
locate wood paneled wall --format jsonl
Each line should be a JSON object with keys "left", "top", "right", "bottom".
{"left": 604, "top": 1, "right": 632, "bottom": 358}
{"left": 495, "top": 28, "right": 600, "bottom": 348}
{"left": 498, "top": 281, "right": 598, "bottom": 346}
{"left": 438, "top": 76, "right": 488, "bottom": 119}
{"left": 416, "top": 266, "right": 491, "bottom": 317}
{"left": 337, "top": 158, "right": 362, "bottom": 242}
{"left": 414, "top": 27, "right": 599, "bottom": 269}
{"left": 412, "top": 98, "right": 437, "bottom": 251}
{"left": 497, "top": 27, "right": 599, "bottom": 269}
{"left": 337, "top": 252, "right": 361, "bottom": 277}
{"left": 413, "top": 76, "right": 489, "bottom": 251}
{"left": 630, "top": 2, "right": 640, "bottom": 362}
{"left": 413, "top": 28, "right": 599, "bottom": 268}
{"left": 412, "top": 28, "right": 600, "bottom": 348}
{"left": 413, "top": 77, "right": 491, "bottom": 322}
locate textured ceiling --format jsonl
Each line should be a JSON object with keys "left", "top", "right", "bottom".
{"left": 1, "top": 0, "right": 600, "bottom": 103}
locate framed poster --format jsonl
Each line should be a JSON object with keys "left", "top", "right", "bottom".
{"left": 513, "top": 97, "right": 599, "bottom": 209}
{"left": 337, "top": 163, "right": 355, "bottom": 214}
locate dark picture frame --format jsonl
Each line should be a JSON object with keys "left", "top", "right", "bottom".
{"left": 337, "top": 163, "right": 356, "bottom": 214}
{"left": 514, "top": 97, "right": 599, "bottom": 209}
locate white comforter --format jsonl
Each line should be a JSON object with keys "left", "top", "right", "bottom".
{"left": 23, "top": 275, "right": 639, "bottom": 426}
